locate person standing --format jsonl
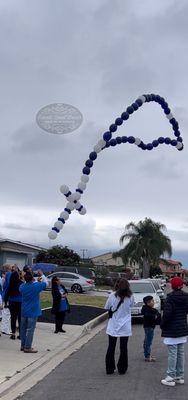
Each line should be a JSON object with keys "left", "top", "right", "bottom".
{"left": 141, "top": 295, "right": 161, "bottom": 362}
{"left": 104, "top": 278, "right": 134, "bottom": 375}
{"left": 161, "top": 277, "right": 188, "bottom": 386}
{"left": 19, "top": 271, "right": 46, "bottom": 353}
{"left": 5, "top": 271, "right": 23, "bottom": 340}
{"left": 51, "top": 276, "right": 69, "bottom": 333}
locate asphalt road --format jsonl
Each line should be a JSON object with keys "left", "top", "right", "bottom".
{"left": 18, "top": 324, "right": 187, "bottom": 400}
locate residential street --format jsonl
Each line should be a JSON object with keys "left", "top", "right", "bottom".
{"left": 18, "top": 324, "right": 187, "bottom": 400}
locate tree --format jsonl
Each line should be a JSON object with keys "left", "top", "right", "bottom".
{"left": 114, "top": 218, "right": 172, "bottom": 278}
{"left": 36, "top": 245, "right": 80, "bottom": 266}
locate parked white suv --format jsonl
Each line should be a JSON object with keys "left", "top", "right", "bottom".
{"left": 129, "top": 280, "right": 161, "bottom": 317}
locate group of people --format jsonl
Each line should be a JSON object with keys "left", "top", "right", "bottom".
{"left": 105, "top": 276, "right": 188, "bottom": 387}
{"left": 0, "top": 265, "right": 69, "bottom": 352}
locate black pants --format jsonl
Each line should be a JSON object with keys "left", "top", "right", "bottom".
{"left": 55, "top": 311, "right": 66, "bottom": 332}
{"left": 9, "top": 301, "right": 21, "bottom": 334}
{"left": 105, "top": 335, "right": 129, "bottom": 374}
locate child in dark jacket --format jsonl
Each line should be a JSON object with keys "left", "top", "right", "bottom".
{"left": 141, "top": 295, "right": 161, "bottom": 362}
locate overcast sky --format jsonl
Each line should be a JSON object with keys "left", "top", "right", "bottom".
{"left": 0, "top": 0, "right": 188, "bottom": 263}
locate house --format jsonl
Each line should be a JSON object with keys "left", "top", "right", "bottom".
{"left": 159, "top": 259, "right": 185, "bottom": 278}
{"left": 0, "top": 238, "right": 44, "bottom": 270}
{"left": 91, "top": 252, "right": 140, "bottom": 276}
{"left": 91, "top": 252, "right": 124, "bottom": 268}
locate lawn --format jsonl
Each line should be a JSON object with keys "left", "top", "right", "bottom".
{"left": 40, "top": 291, "right": 106, "bottom": 309}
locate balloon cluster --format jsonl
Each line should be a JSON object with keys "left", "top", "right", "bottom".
{"left": 48, "top": 93, "right": 184, "bottom": 239}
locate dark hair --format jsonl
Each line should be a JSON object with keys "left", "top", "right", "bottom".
{"left": 51, "top": 276, "right": 59, "bottom": 289}
{"left": 7, "top": 271, "right": 21, "bottom": 296}
{"left": 115, "top": 278, "right": 132, "bottom": 299}
{"left": 24, "top": 272, "right": 33, "bottom": 283}
{"left": 143, "top": 295, "right": 153, "bottom": 305}
{"left": 23, "top": 265, "right": 31, "bottom": 273}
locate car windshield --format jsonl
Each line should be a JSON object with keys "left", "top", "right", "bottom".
{"left": 129, "top": 282, "right": 155, "bottom": 293}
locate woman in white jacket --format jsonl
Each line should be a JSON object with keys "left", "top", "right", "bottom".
{"left": 105, "top": 278, "right": 134, "bottom": 375}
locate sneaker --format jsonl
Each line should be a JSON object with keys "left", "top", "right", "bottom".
{"left": 175, "top": 377, "right": 184, "bottom": 384}
{"left": 24, "top": 348, "right": 38, "bottom": 353}
{"left": 161, "top": 376, "right": 175, "bottom": 386}
{"left": 145, "top": 356, "right": 156, "bottom": 362}
{"left": 10, "top": 334, "right": 16, "bottom": 340}
{"left": 59, "top": 329, "right": 66, "bottom": 333}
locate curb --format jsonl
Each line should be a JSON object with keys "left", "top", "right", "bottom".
{"left": 0, "top": 312, "right": 107, "bottom": 400}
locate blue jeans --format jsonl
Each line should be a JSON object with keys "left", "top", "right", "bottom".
{"left": 167, "top": 344, "right": 184, "bottom": 379}
{"left": 20, "top": 317, "right": 37, "bottom": 349}
{"left": 144, "top": 327, "right": 154, "bottom": 358}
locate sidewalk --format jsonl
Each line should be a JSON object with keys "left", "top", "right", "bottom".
{"left": 0, "top": 323, "right": 83, "bottom": 384}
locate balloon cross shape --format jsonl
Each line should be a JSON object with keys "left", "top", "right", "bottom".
{"left": 48, "top": 93, "right": 184, "bottom": 239}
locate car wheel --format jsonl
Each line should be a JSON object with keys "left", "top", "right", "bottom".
{"left": 71, "top": 284, "right": 82, "bottom": 293}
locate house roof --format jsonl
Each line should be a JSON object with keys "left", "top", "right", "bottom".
{"left": 0, "top": 238, "right": 45, "bottom": 251}
{"left": 160, "top": 259, "right": 182, "bottom": 266}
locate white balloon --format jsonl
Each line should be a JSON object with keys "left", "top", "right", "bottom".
{"left": 54, "top": 220, "right": 64, "bottom": 230}
{"left": 67, "top": 193, "right": 74, "bottom": 202}
{"left": 98, "top": 139, "right": 106, "bottom": 148}
{"left": 135, "top": 138, "right": 141, "bottom": 145}
{"left": 48, "top": 230, "right": 57, "bottom": 240}
{"left": 138, "top": 95, "right": 146, "bottom": 103}
{"left": 60, "top": 184, "right": 69, "bottom": 194}
{"left": 93, "top": 144, "right": 101, "bottom": 153}
{"left": 74, "top": 192, "right": 81, "bottom": 201}
{"left": 60, "top": 211, "right": 69, "bottom": 220}
{"left": 166, "top": 112, "right": 173, "bottom": 120}
{"left": 66, "top": 202, "right": 75, "bottom": 211}
{"left": 81, "top": 175, "right": 89, "bottom": 183}
{"left": 78, "top": 182, "right": 86, "bottom": 191}
{"left": 75, "top": 201, "right": 81, "bottom": 210}
{"left": 176, "top": 142, "right": 183, "bottom": 150}
{"left": 79, "top": 207, "right": 86, "bottom": 215}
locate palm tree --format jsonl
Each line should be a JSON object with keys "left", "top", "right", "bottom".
{"left": 114, "top": 218, "right": 172, "bottom": 278}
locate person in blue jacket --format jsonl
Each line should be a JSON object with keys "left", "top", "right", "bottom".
{"left": 19, "top": 271, "right": 46, "bottom": 353}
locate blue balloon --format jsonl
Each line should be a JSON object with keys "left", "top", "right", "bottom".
{"left": 82, "top": 166, "right": 90, "bottom": 175}
{"left": 135, "top": 99, "right": 142, "bottom": 107}
{"left": 103, "top": 131, "right": 112, "bottom": 141}
{"left": 115, "top": 118, "right": 123, "bottom": 126}
{"left": 158, "top": 137, "right": 165, "bottom": 144}
{"left": 121, "top": 112, "right": 129, "bottom": 120}
{"left": 109, "top": 124, "right": 117, "bottom": 132}
{"left": 116, "top": 137, "right": 122, "bottom": 144}
{"left": 122, "top": 136, "right": 128, "bottom": 143}
{"left": 140, "top": 143, "right": 147, "bottom": 150}
{"left": 76, "top": 188, "right": 83, "bottom": 194}
{"left": 85, "top": 159, "right": 93, "bottom": 168}
{"left": 164, "top": 137, "right": 171, "bottom": 144}
{"left": 58, "top": 218, "right": 65, "bottom": 223}
{"left": 164, "top": 107, "right": 171, "bottom": 114}
{"left": 127, "top": 136, "right": 135, "bottom": 144}
{"left": 52, "top": 227, "right": 59, "bottom": 233}
{"left": 110, "top": 139, "right": 117, "bottom": 146}
{"left": 105, "top": 142, "right": 110, "bottom": 148}
{"left": 146, "top": 143, "right": 153, "bottom": 150}
{"left": 64, "top": 208, "right": 71, "bottom": 214}
{"left": 171, "top": 139, "right": 177, "bottom": 146}
{"left": 178, "top": 137, "right": 183, "bottom": 142}
{"left": 152, "top": 140, "right": 159, "bottom": 147}
{"left": 132, "top": 102, "right": 139, "bottom": 111}
{"left": 127, "top": 106, "right": 134, "bottom": 114}
{"left": 89, "top": 152, "right": 97, "bottom": 161}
